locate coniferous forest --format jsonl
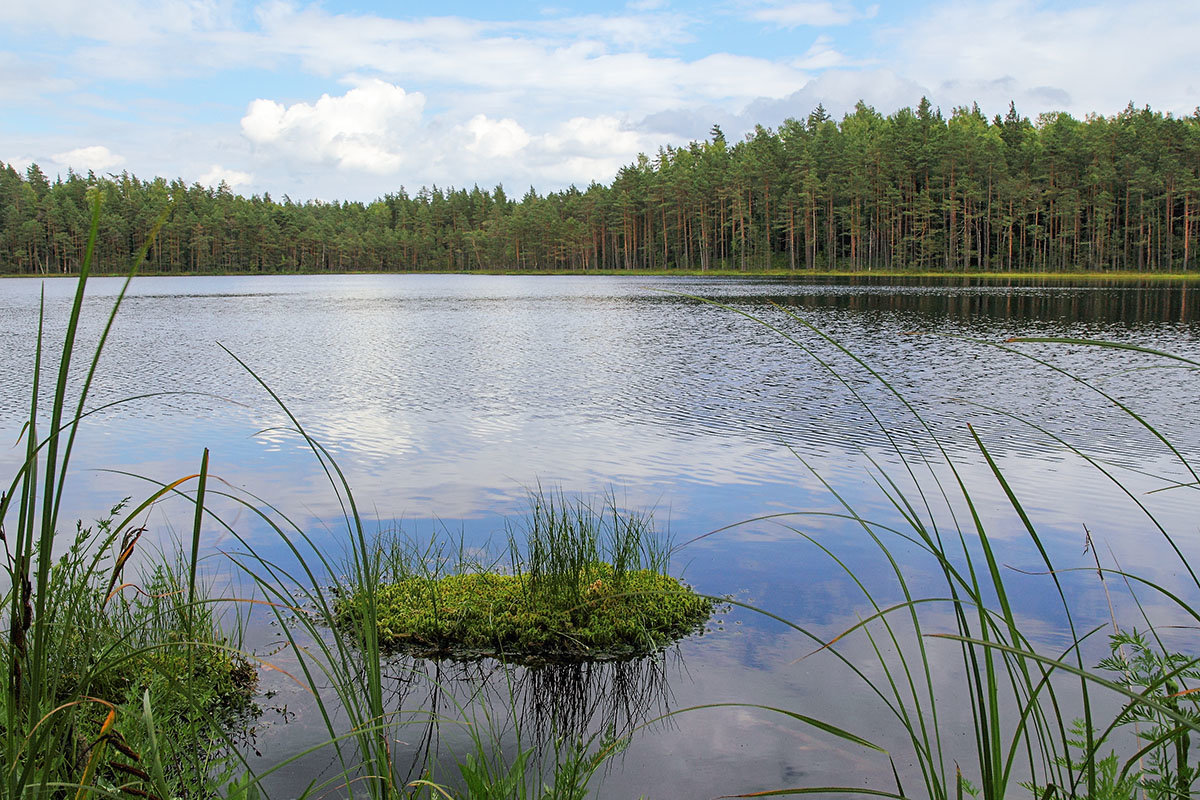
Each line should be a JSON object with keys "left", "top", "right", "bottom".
{"left": 3, "top": 99, "right": 1200, "bottom": 275}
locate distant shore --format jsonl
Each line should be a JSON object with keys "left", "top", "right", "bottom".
{"left": 5, "top": 268, "right": 1200, "bottom": 282}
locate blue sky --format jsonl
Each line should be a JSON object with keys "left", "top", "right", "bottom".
{"left": 2, "top": 0, "right": 1197, "bottom": 201}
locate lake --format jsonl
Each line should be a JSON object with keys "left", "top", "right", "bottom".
{"left": 1, "top": 274, "right": 1197, "bottom": 797}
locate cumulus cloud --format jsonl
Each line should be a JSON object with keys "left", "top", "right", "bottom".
{"left": 242, "top": 79, "right": 425, "bottom": 173}
{"left": 542, "top": 116, "right": 649, "bottom": 158}
{"left": 51, "top": 145, "right": 124, "bottom": 171}
{"left": 198, "top": 164, "right": 253, "bottom": 189}
{"left": 526, "top": 115, "right": 664, "bottom": 184}
{"left": 237, "top": 79, "right": 666, "bottom": 191}
{"left": 463, "top": 115, "right": 531, "bottom": 160}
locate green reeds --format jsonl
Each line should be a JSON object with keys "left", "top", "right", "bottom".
{"left": 513, "top": 490, "right": 671, "bottom": 611}
{"left": 671, "top": 293, "right": 1200, "bottom": 800}
{"left": 0, "top": 200, "right": 255, "bottom": 799}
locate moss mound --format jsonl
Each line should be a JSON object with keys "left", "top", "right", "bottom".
{"left": 340, "top": 563, "right": 712, "bottom": 663}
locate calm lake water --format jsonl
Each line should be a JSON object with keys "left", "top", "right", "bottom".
{"left": 1, "top": 274, "right": 1198, "bottom": 797}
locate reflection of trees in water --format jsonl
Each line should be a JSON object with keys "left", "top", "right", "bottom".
{"left": 378, "top": 652, "right": 679, "bottom": 785}
{"left": 685, "top": 281, "right": 1196, "bottom": 325}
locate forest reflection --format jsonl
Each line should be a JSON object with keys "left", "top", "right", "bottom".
{"left": 689, "top": 278, "right": 1195, "bottom": 324}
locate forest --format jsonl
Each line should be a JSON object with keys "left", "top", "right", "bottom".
{"left": 2, "top": 99, "right": 1199, "bottom": 275}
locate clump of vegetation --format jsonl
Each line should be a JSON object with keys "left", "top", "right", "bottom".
{"left": 444, "top": 728, "right": 626, "bottom": 800}
{"left": 2, "top": 500, "right": 258, "bottom": 798}
{"left": 1095, "top": 630, "right": 1200, "bottom": 799}
{"left": 338, "top": 493, "right": 713, "bottom": 663}
{"left": 1, "top": 208, "right": 258, "bottom": 800}
{"left": 1021, "top": 629, "right": 1200, "bottom": 800}
{"left": 349, "top": 564, "right": 710, "bottom": 662}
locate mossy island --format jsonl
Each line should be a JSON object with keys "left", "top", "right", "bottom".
{"left": 336, "top": 493, "right": 715, "bottom": 664}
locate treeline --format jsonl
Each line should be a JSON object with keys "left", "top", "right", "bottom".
{"left": 3, "top": 99, "right": 1200, "bottom": 275}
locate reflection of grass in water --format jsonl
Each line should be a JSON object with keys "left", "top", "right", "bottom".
{"left": 374, "top": 653, "right": 673, "bottom": 795}
{"left": 384, "top": 652, "right": 674, "bottom": 750}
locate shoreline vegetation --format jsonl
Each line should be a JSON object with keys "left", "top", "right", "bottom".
{"left": 0, "top": 205, "right": 262, "bottom": 798}
{"left": 3, "top": 99, "right": 1200, "bottom": 277}
{"left": 5, "top": 204, "right": 1200, "bottom": 799}
{"left": 8, "top": 267, "right": 1200, "bottom": 282}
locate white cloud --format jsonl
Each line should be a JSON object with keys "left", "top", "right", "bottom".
{"left": 198, "top": 164, "right": 253, "bottom": 189}
{"left": 747, "top": 1, "right": 876, "bottom": 27}
{"left": 0, "top": 53, "right": 75, "bottom": 100}
{"left": 542, "top": 116, "right": 648, "bottom": 157}
{"left": 470, "top": 114, "right": 663, "bottom": 187}
{"left": 893, "top": 0, "right": 1200, "bottom": 117}
{"left": 525, "top": 115, "right": 664, "bottom": 185}
{"left": 244, "top": 5, "right": 802, "bottom": 113}
{"left": 3, "top": 156, "right": 35, "bottom": 173}
{"left": 535, "top": 12, "right": 694, "bottom": 48}
{"left": 793, "top": 35, "right": 851, "bottom": 70}
{"left": 741, "top": 69, "right": 928, "bottom": 128}
{"left": 51, "top": 145, "right": 125, "bottom": 171}
{"left": 236, "top": 79, "right": 665, "bottom": 190}
{"left": 0, "top": 0, "right": 240, "bottom": 48}
{"left": 241, "top": 79, "right": 426, "bottom": 173}
{"left": 463, "top": 115, "right": 531, "bottom": 160}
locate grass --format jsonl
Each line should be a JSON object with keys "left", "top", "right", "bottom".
{"left": 350, "top": 566, "right": 710, "bottom": 662}
{"left": 336, "top": 493, "right": 711, "bottom": 664}
{"left": 671, "top": 294, "right": 1200, "bottom": 800}
{"left": 0, "top": 204, "right": 258, "bottom": 799}
{"left": 4, "top": 195, "right": 1200, "bottom": 799}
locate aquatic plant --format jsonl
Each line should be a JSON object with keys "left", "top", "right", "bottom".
{"left": 341, "top": 564, "right": 710, "bottom": 662}
{"left": 336, "top": 494, "right": 711, "bottom": 663}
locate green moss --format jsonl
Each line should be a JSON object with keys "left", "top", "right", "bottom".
{"left": 339, "top": 562, "right": 713, "bottom": 663}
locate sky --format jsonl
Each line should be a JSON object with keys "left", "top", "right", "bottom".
{"left": 2, "top": 0, "right": 1197, "bottom": 202}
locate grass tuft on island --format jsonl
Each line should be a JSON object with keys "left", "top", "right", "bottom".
{"left": 341, "top": 565, "right": 711, "bottom": 663}
{"left": 336, "top": 493, "right": 714, "bottom": 664}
